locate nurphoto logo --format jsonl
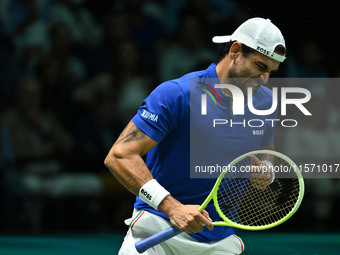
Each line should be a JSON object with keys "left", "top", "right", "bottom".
{"left": 200, "top": 84, "right": 312, "bottom": 128}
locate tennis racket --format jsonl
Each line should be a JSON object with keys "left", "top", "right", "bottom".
{"left": 135, "top": 150, "right": 304, "bottom": 253}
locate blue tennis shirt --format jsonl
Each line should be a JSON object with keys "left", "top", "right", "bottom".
{"left": 132, "top": 63, "right": 277, "bottom": 242}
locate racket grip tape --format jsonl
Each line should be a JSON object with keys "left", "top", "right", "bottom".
{"left": 135, "top": 226, "right": 181, "bottom": 253}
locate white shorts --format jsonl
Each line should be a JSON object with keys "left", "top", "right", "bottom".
{"left": 118, "top": 209, "right": 244, "bottom": 255}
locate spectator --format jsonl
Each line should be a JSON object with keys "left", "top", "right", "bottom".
{"left": 158, "top": 12, "right": 218, "bottom": 81}
{"left": 72, "top": 39, "right": 152, "bottom": 124}
{"left": 48, "top": 0, "right": 102, "bottom": 45}
{"left": 1, "top": 77, "right": 104, "bottom": 232}
{"left": 47, "top": 22, "right": 87, "bottom": 84}
{"left": 0, "top": 0, "right": 51, "bottom": 40}
{"left": 1, "top": 76, "right": 74, "bottom": 194}
{"left": 14, "top": 21, "right": 48, "bottom": 76}
{"left": 285, "top": 40, "right": 329, "bottom": 78}
{"left": 35, "top": 22, "right": 87, "bottom": 125}
{"left": 71, "top": 88, "right": 123, "bottom": 174}
{"left": 0, "top": 121, "right": 33, "bottom": 232}
{"left": 0, "top": 42, "right": 21, "bottom": 110}
{"left": 75, "top": 9, "right": 131, "bottom": 77}
{"left": 0, "top": 0, "right": 51, "bottom": 80}
{"left": 127, "top": 1, "right": 164, "bottom": 72}
{"left": 114, "top": 40, "right": 153, "bottom": 123}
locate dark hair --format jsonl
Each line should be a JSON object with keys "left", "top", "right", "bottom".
{"left": 219, "top": 41, "right": 286, "bottom": 60}
{"left": 274, "top": 44, "right": 286, "bottom": 56}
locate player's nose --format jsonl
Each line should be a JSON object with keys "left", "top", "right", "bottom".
{"left": 259, "top": 73, "right": 269, "bottom": 84}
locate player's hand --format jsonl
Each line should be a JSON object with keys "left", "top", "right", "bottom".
{"left": 248, "top": 155, "right": 272, "bottom": 190}
{"left": 168, "top": 204, "right": 214, "bottom": 233}
{"left": 159, "top": 196, "right": 214, "bottom": 233}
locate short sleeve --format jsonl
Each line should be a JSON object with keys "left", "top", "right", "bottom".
{"left": 132, "top": 81, "right": 187, "bottom": 142}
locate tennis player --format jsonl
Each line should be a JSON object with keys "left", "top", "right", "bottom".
{"left": 105, "top": 17, "right": 286, "bottom": 255}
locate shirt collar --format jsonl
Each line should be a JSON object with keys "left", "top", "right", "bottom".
{"left": 205, "top": 63, "right": 218, "bottom": 79}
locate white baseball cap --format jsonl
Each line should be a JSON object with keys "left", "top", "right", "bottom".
{"left": 212, "top": 18, "right": 286, "bottom": 62}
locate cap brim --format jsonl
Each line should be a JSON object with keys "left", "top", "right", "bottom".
{"left": 212, "top": 35, "right": 232, "bottom": 43}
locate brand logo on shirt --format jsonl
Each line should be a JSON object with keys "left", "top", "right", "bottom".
{"left": 141, "top": 110, "right": 158, "bottom": 122}
{"left": 253, "top": 130, "right": 264, "bottom": 135}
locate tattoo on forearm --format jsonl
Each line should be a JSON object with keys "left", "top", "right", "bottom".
{"left": 115, "top": 125, "right": 147, "bottom": 144}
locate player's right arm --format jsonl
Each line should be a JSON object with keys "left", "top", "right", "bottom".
{"left": 104, "top": 120, "right": 157, "bottom": 195}
{"left": 104, "top": 120, "right": 213, "bottom": 233}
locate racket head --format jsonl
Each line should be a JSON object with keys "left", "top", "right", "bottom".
{"left": 211, "top": 150, "right": 304, "bottom": 230}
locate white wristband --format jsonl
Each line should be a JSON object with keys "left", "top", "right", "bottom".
{"left": 139, "top": 179, "right": 170, "bottom": 210}
{"left": 262, "top": 160, "right": 275, "bottom": 184}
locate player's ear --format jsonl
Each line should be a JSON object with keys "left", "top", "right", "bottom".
{"left": 229, "top": 42, "right": 242, "bottom": 59}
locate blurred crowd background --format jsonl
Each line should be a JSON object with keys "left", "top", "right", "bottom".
{"left": 0, "top": 0, "right": 339, "bottom": 234}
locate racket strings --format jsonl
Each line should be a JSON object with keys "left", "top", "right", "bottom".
{"left": 239, "top": 181, "right": 299, "bottom": 226}
{"left": 216, "top": 154, "right": 301, "bottom": 227}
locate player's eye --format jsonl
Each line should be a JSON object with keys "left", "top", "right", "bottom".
{"left": 255, "top": 62, "right": 267, "bottom": 72}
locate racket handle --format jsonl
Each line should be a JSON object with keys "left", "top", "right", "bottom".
{"left": 135, "top": 226, "right": 181, "bottom": 253}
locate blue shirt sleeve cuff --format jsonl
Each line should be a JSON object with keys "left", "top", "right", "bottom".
{"left": 132, "top": 114, "right": 165, "bottom": 143}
